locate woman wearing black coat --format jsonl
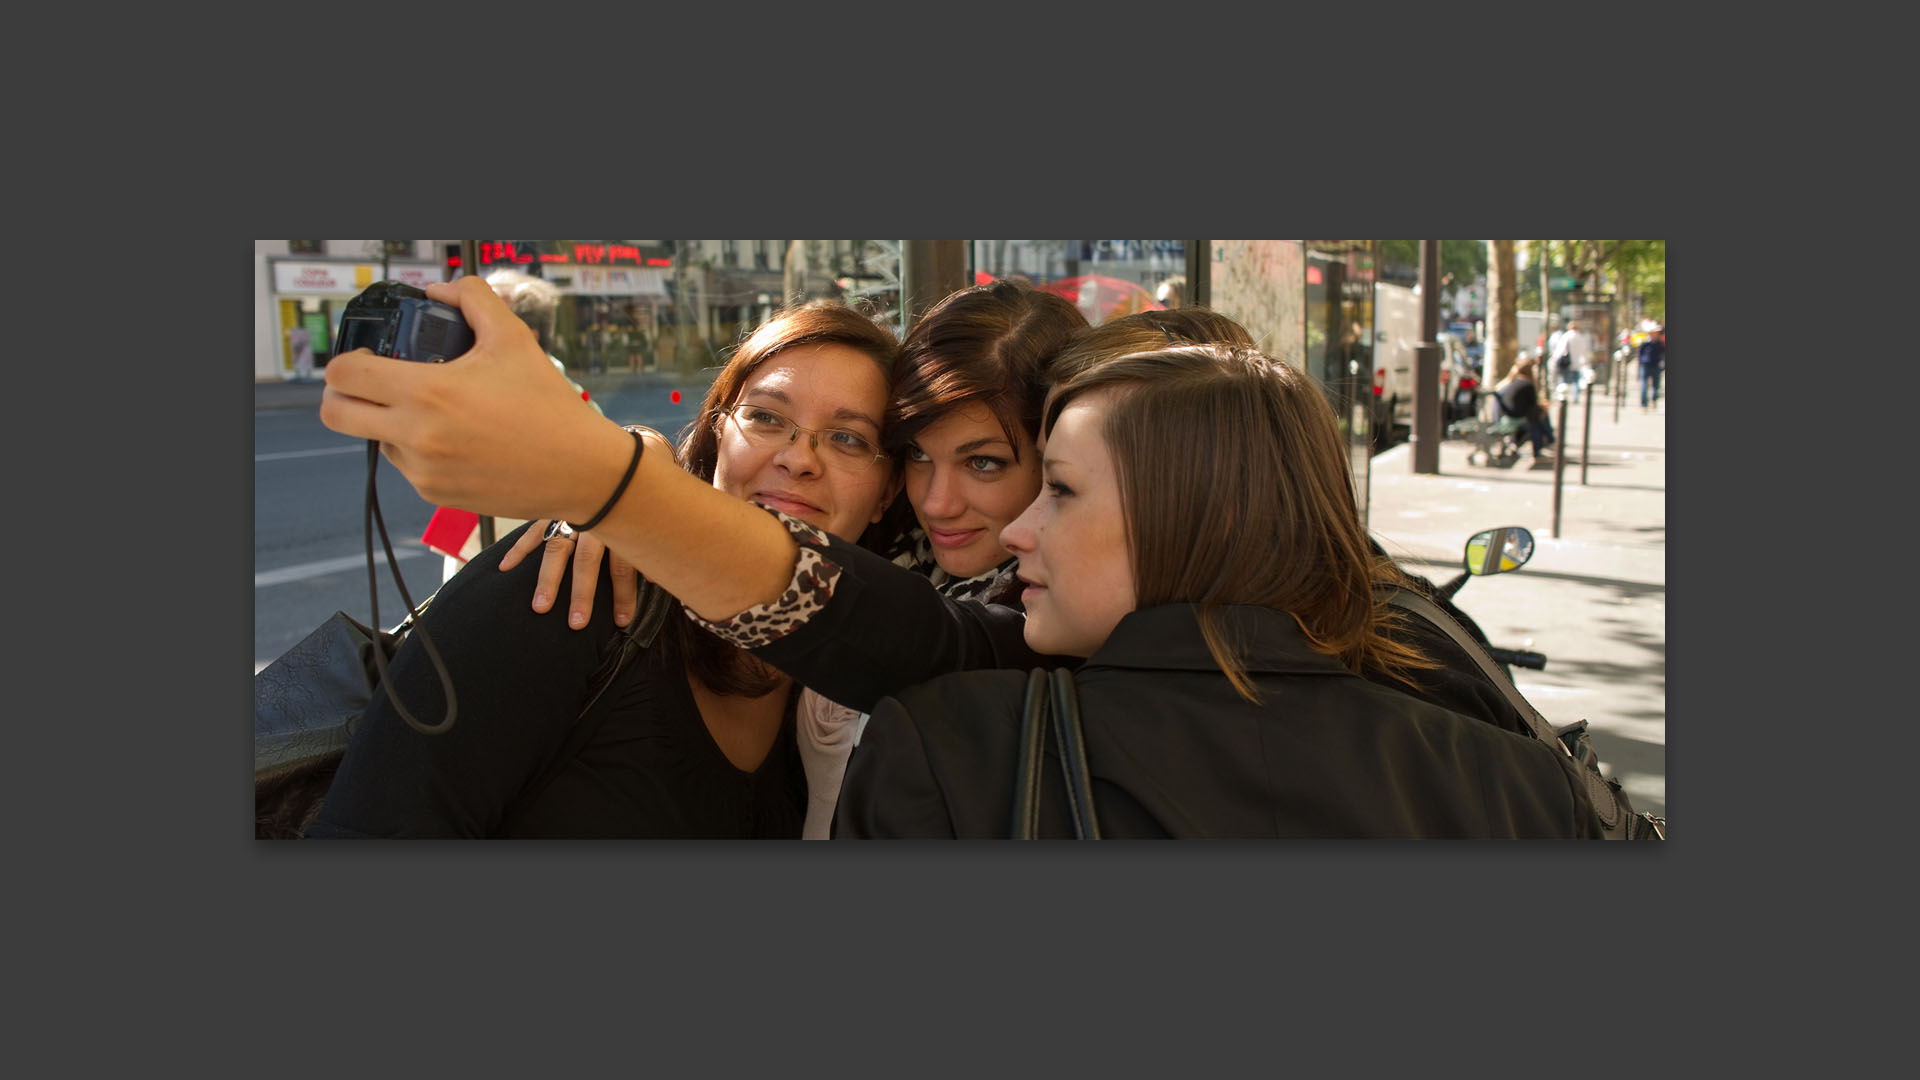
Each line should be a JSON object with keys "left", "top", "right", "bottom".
{"left": 835, "top": 344, "right": 1603, "bottom": 837}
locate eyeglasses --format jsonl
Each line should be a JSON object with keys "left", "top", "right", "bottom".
{"left": 721, "top": 403, "right": 889, "bottom": 473}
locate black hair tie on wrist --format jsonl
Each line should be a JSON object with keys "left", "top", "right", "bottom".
{"left": 570, "top": 428, "right": 644, "bottom": 532}
{"left": 572, "top": 426, "right": 648, "bottom": 530}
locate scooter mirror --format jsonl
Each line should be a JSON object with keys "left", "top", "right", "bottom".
{"left": 1464, "top": 526, "right": 1534, "bottom": 577}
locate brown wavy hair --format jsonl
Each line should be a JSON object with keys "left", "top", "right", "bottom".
{"left": 1041, "top": 343, "right": 1436, "bottom": 702}
{"left": 1049, "top": 307, "right": 1257, "bottom": 386}
{"left": 672, "top": 299, "right": 901, "bottom": 696}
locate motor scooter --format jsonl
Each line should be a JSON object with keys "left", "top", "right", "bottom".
{"left": 1426, "top": 525, "right": 1546, "bottom": 680}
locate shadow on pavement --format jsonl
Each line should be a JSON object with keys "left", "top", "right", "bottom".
{"left": 1391, "top": 557, "right": 1665, "bottom": 599}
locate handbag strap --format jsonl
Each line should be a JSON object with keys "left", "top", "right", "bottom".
{"left": 1011, "top": 667, "right": 1101, "bottom": 839}
{"left": 1049, "top": 669, "right": 1101, "bottom": 839}
{"left": 1380, "top": 585, "right": 1625, "bottom": 833}
{"left": 1012, "top": 668, "right": 1050, "bottom": 839}
{"left": 1381, "top": 587, "right": 1559, "bottom": 748}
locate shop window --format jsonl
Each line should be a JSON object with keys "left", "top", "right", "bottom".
{"left": 381, "top": 240, "right": 415, "bottom": 258}
{"left": 970, "top": 240, "right": 1186, "bottom": 327}
{"left": 288, "top": 240, "right": 324, "bottom": 255}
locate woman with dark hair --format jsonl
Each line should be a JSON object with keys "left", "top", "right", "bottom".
{"left": 306, "top": 299, "right": 901, "bottom": 837}
{"left": 880, "top": 280, "right": 1084, "bottom": 599}
{"left": 835, "top": 345, "right": 1605, "bottom": 837}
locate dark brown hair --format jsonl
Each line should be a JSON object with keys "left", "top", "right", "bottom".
{"left": 886, "top": 280, "right": 1088, "bottom": 460}
{"left": 673, "top": 300, "right": 901, "bottom": 697}
{"left": 1042, "top": 344, "right": 1436, "bottom": 702}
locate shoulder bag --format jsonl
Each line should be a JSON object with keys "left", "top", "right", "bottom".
{"left": 1011, "top": 667, "right": 1101, "bottom": 839}
{"left": 254, "top": 577, "right": 676, "bottom": 838}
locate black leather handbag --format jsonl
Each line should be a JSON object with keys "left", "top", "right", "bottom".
{"left": 1011, "top": 668, "right": 1100, "bottom": 839}
{"left": 254, "top": 577, "right": 675, "bottom": 838}
{"left": 254, "top": 611, "right": 401, "bottom": 838}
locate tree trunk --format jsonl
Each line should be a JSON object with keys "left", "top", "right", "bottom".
{"left": 1487, "top": 239, "right": 1518, "bottom": 384}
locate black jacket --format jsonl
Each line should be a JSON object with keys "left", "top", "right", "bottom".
{"left": 1497, "top": 377, "right": 1539, "bottom": 419}
{"left": 834, "top": 604, "right": 1603, "bottom": 838}
{"left": 751, "top": 527, "right": 1533, "bottom": 737}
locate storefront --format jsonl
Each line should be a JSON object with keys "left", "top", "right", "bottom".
{"left": 470, "top": 242, "right": 682, "bottom": 373}
{"left": 260, "top": 257, "right": 445, "bottom": 380}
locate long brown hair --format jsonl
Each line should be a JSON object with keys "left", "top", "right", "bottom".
{"left": 673, "top": 300, "right": 901, "bottom": 696}
{"left": 1042, "top": 344, "right": 1436, "bottom": 702}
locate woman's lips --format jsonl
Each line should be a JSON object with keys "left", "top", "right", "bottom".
{"left": 927, "top": 527, "right": 983, "bottom": 549}
{"left": 755, "top": 493, "right": 823, "bottom": 517}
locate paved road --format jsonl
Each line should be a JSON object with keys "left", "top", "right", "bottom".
{"left": 253, "top": 372, "right": 710, "bottom": 670}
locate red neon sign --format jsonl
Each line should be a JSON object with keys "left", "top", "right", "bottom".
{"left": 480, "top": 241, "right": 534, "bottom": 265}
{"left": 478, "top": 242, "right": 674, "bottom": 269}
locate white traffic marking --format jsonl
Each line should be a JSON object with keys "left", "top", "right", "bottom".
{"left": 255, "top": 445, "right": 363, "bottom": 462}
{"left": 255, "top": 543, "right": 436, "bottom": 587}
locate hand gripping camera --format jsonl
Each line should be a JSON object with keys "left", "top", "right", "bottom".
{"left": 335, "top": 281, "right": 475, "bottom": 363}
{"left": 337, "top": 279, "right": 477, "bottom": 735}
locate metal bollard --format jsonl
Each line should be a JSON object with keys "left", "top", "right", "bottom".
{"left": 1552, "top": 388, "right": 1569, "bottom": 539}
{"left": 1613, "top": 347, "right": 1625, "bottom": 424}
{"left": 1581, "top": 384, "right": 1594, "bottom": 486}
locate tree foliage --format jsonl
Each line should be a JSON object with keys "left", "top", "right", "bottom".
{"left": 1515, "top": 240, "right": 1664, "bottom": 321}
{"left": 1376, "top": 240, "right": 1488, "bottom": 288}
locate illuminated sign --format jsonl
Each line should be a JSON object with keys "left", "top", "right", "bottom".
{"left": 274, "top": 260, "right": 441, "bottom": 294}
{"left": 478, "top": 241, "right": 673, "bottom": 269}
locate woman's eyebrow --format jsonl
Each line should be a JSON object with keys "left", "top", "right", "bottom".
{"left": 951, "top": 436, "right": 1014, "bottom": 455}
{"left": 832, "top": 406, "right": 882, "bottom": 431}
{"left": 741, "top": 387, "right": 878, "bottom": 431}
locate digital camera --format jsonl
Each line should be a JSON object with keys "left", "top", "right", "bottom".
{"left": 335, "top": 281, "right": 475, "bottom": 363}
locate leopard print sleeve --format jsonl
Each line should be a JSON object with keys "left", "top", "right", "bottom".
{"left": 683, "top": 507, "right": 845, "bottom": 648}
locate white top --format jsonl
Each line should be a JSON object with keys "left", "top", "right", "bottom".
{"left": 1563, "top": 330, "right": 1594, "bottom": 368}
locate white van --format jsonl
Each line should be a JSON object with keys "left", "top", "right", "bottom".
{"left": 1372, "top": 282, "right": 1471, "bottom": 434}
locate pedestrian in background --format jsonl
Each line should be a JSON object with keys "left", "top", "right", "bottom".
{"left": 1638, "top": 323, "right": 1666, "bottom": 410}
{"left": 1550, "top": 319, "right": 1592, "bottom": 404}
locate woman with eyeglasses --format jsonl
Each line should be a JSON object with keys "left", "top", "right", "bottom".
{"left": 307, "top": 298, "right": 904, "bottom": 837}
{"left": 491, "top": 280, "right": 1089, "bottom": 837}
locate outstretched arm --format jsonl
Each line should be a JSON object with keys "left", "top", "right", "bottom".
{"left": 321, "top": 276, "right": 795, "bottom": 622}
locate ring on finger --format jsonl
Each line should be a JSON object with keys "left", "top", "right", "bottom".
{"left": 543, "top": 520, "right": 577, "bottom": 543}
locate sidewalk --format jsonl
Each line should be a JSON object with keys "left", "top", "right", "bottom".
{"left": 1366, "top": 385, "right": 1666, "bottom": 819}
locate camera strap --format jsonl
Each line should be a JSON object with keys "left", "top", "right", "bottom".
{"left": 364, "top": 440, "right": 458, "bottom": 734}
